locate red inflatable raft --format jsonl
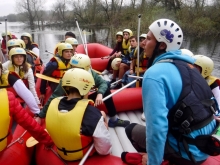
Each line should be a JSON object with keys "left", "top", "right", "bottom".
{"left": 97, "top": 88, "right": 142, "bottom": 113}
{"left": 0, "top": 125, "right": 34, "bottom": 165}
{"left": 76, "top": 43, "right": 112, "bottom": 71}
{"left": 35, "top": 143, "right": 126, "bottom": 165}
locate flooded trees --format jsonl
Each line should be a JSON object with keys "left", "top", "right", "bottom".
{"left": 16, "top": 0, "right": 45, "bottom": 30}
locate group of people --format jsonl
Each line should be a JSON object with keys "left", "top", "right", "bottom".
{"left": 1, "top": 17, "right": 220, "bottom": 165}
{"left": 102, "top": 29, "right": 149, "bottom": 89}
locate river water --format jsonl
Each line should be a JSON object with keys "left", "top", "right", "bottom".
{"left": 1, "top": 22, "right": 219, "bottom": 77}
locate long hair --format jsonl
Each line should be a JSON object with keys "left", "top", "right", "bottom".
{"left": 11, "top": 55, "right": 29, "bottom": 75}
{"left": 21, "top": 36, "right": 32, "bottom": 50}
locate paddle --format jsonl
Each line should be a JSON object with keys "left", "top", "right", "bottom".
{"left": 45, "top": 50, "right": 54, "bottom": 55}
{"left": 128, "top": 75, "right": 143, "bottom": 79}
{"left": 35, "top": 73, "right": 60, "bottom": 83}
{"left": 136, "top": 14, "right": 141, "bottom": 87}
{"left": 5, "top": 18, "right": 8, "bottom": 57}
{"left": 26, "top": 136, "right": 39, "bottom": 147}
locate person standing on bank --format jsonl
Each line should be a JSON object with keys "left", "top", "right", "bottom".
{"left": 125, "top": 19, "right": 219, "bottom": 165}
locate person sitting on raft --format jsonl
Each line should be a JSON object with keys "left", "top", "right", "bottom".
{"left": 0, "top": 61, "right": 41, "bottom": 115}
{"left": 44, "top": 68, "right": 112, "bottom": 161}
{"left": 111, "top": 36, "right": 137, "bottom": 89}
{"left": 6, "top": 39, "right": 36, "bottom": 75}
{"left": 2, "top": 48, "right": 41, "bottom": 108}
{"left": 1, "top": 31, "right": 17, "bottom": 56}
{"left": 0, "top": 67, "right": 53, "bottom": 154}
{"left": 40, "top": 43, "right": 73, "bottom": 103}
{"left": 36, "top": 54, "right": 130, "bottom": 128}
{"left": 20, "top": 32, "right": 43, "bottom": 74}
{"left": 125, "top": 18, "right": 219, "bottom": 165}
{"left": 126, "top": 34, "right": 148, "bottom": 88}
{"left": 101, "top": 31, "right": 124, "bottom": 75}
{"left": 21, "top": 32, "right": 39, "bottom": 57}
{"left": 65, "top": 38, "right": 78, "bottom": 55}
{"left": 193, "top": 55, "right": 220, "bottom": 110}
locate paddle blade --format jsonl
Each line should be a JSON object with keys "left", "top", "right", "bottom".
{"left": 26, "top": 136, "right": 39, "bottom": 147}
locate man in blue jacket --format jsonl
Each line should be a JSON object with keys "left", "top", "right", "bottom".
{"left": 124, "top": 19, "right": 218, "bottom": 165}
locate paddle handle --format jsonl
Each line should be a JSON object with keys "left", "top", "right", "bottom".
{"left": 79, "top": 144, "right": 94, "bottom": 165}
{"left": 103, "top": 79, "right": 137, "bottom": 102}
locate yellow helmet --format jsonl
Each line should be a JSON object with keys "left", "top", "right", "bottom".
{"left": 7, "top": 39, "right": 21, "bottom": 48}
{"left": 17, "top": 39, "right": 26, "bottom": 49}
{"left": 123, "top": 29, "right": 133, "bottom": 36}
{"left": 70, "top": 54, "right": 91, "bottom": 71}
{"left": 111, "top": 58, "right": 122, "bottom": 70}
{"left": 2, "top": 31, "right": 12, "bottom": 38}
{"left": 21, "top": 32, "right": 32, "bottom": 42}
{"left": 65, "top": 38, "right": 78, "bottom": 46}
{"left": 194, "top": 55, "right": 214, "bottom": 78}
{"left": 116, "top": 31, "right": 123, "bottom": 38}
{"left": 9, "top": 47, "right": 27, "bottom": 62}
{"left": 181, "top": 49, "right": 194, "bottom": 57}
{"left": 58, "top": 43, "right": 73, "bottom": 56}
{"left": 61, "top": 68, "right": 95, "bottom": 96}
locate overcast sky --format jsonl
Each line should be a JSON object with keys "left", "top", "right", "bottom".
{"left": 0, "top": 0, "right": 52, "bottom": 17}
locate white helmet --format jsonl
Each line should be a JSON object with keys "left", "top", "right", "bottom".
{"left": 61, "top": 68, "right": 95, "bottom": 96}
{"left": 123, "top": 29, "right": 133, "bottom": 36}
{"left": 181, "top": 49, "right": 194, "bottom": 57}
{"left": 65, "top": 38, "right": 78, "bottom": 46}
{"left": 111, "top": 58, "right": 122, "bottom": 70}
{"left": 139, "top": 34, "right": 147, "bottom": 39}
{"left": 149, "top": 19, "right": 183, "bottom": 51}
{"left": 70, "top": 54, "right": 91, "bottom": 71}
{"left": 194, "top": 55, "right": 214, "bottom": 78}
{"left": 116, "top": 31, "right": 123, "bottom": 37}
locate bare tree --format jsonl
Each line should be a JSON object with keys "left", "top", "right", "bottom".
{"left": 16, "top": 0, "right": 45, "bottom": 29}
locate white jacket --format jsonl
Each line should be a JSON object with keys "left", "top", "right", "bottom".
{"left": 3, "top": 61, "right": 40, "bottom": 105}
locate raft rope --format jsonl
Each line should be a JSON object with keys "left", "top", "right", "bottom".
{"left": 7, "top": 130, "right": 27, "bottom": 148}
{"left": 50, "top": 148, "right": 68, "bottom": 165}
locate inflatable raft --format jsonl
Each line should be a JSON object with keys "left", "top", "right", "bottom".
{"left": 0, "top": 107, "right": 34, "bottom": 165}
{"left": 76, "top": 43, "right": 112, "bottom": 71}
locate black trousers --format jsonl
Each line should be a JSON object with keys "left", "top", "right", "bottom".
{"left": 88, "top": 88, "right": 116, "bottom": 117}
{"left": 125, "top": 123, "right": 206, "bottom": 165}
{"left": 106, "top": 58, "right": 113, "bottom": 70}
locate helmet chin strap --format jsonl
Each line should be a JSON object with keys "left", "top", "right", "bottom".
{"left": 147, "top": 41, "right": 166, "bottom": 68}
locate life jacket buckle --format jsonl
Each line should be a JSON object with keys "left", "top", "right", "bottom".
{"left": 181, "top": 120, "right": 190, "bottom": 129}
{"left": 175, "top": 110, "right": 183, "bottom": 118}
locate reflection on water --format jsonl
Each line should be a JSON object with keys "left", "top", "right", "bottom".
{"left": 0, "top": 22, "right": 219, "bottom": 77}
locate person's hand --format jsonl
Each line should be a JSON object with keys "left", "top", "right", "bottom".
{"left": 38, "top": 104, "right": 43, "bottom": 109}
{"left": 116, "top": 52, "right": 121, "bottom": 58}
{"left": 214, "top": 115, "right": 220, "bottom": 122}
{"left": 140, "top": 153, "right": 148, "bottom": 165}
{"left": 100, "top": 111, "right": 108, "bottom": 129}
{"left": 110, "top": 53, "right": 116, "bottom": 60}
{"left": 39, "top": 94, "right": 45, "bottom": 105}
{"left": 129, "top": 69, "right": 134, "bottom": 74}
{"left": 34, "top": 117, "right": 41, "bottom": 125}
{"left": 102, "top": 55, "right": 110, "bottom": 59}
{"left": 95, "top": 93, "right": 103, "bottom": 106}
